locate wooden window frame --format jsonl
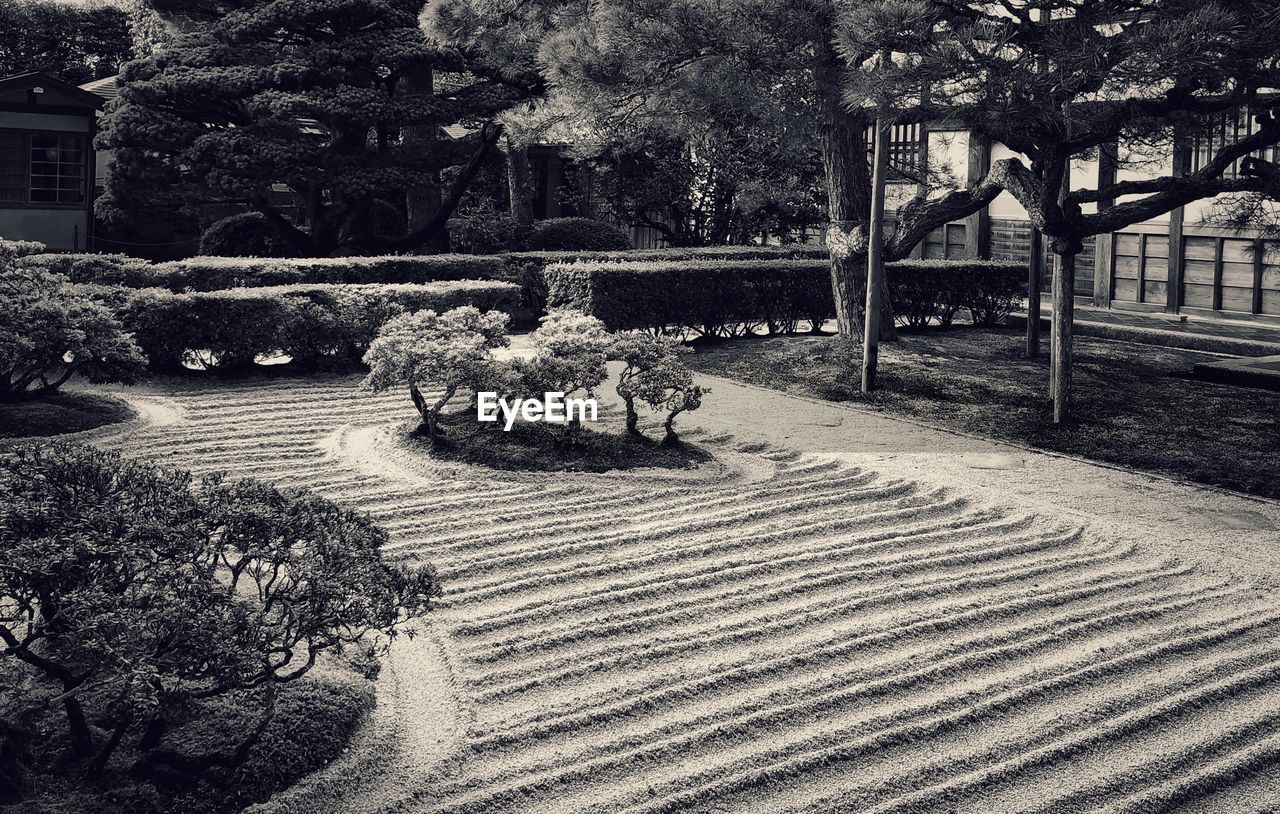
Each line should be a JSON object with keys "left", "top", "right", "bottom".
{"left": 0, "top": 128, "right": 89, "bottom": 210}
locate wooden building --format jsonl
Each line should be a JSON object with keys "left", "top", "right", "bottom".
{"left": 0, "top": 72, "right": 101, "bottom": 251}
{"left": 891, "top": 115, "right": 1280, "bottom": 325}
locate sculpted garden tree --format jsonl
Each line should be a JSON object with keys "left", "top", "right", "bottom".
{"left": 845, "top": 0, "right": 1280, "bottom": 420}
{"left": 0, "top": 443, "right": 438, "bottom": 788}
{"left": 97, "top": 0, "right": 554, "bottom": 256}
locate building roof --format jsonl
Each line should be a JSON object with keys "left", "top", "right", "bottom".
{"left": 79, "top": 74, "right": 121, "bottom": 104}
{"left": 0, "top": 71, "right": 104, "bottom": 109}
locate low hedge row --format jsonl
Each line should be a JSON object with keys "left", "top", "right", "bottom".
{"left": 20, "top": 246, "right": 829, "bottom": 310}
{"left": 114, "top": 280, "right": 519, "bottom": 372}
{"left": 23, "top": 252, "right": 510, "bottom": 291}
{"left": 891, "top": 259, "right": 1029, "bottom": 327}
{"left": 545, "top": 257, "right": 1028, "bottom": 335}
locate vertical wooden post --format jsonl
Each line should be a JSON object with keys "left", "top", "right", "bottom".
{"left": 1254, "top": 239, "right": 1266, "bottom": 315}
{"left": 1212, "top": 236, "right": 1225, "bottom": 311}
{"left": 1167, "top": 137, "right": 1189, "bottom": 314}
{"left": 1050, "top": 148, "right": 1073, "bottom": 422}
{"left": 862, "top": 114, "right": 891, "bottom": 394}
{"left": 910, "top": 112, "right": 930, "bottom": 260}
{"left": 1093, "top": 141, "right": 1117, "bottom": 308}
{"left": 964, "top": 132, "right": 991, "bottom": 259}
{"left": 1027, "top": 227, "right": 1043, "bottom": 358}
{"left": 1052, "top": 249, "right": 1076, "bottom": 423}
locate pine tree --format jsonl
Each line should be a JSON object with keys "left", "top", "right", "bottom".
{"left": 843, "top": 0, "right": 1280, "bottom": 420}
{"left": 96, "top": 0, "right": 548, "bottom": 255}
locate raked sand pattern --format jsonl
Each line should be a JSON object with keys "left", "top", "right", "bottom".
{"left": 83, "top": 377, "right": 1280, "bottom": 814}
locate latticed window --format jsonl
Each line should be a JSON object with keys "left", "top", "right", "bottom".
{"left": 865, "top": 122, "right": 923, "bottom": 180}
{"left": 1188, "top": 105, "right": 1280, "bottom": 179}
{"left": 0, "top": 131, "right": 88, "bottom": 205}
{"left": 29, "top": 134, "right": 86, "bottom": 204}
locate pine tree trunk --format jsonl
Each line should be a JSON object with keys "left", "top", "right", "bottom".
{"left": 507, "top": 139, "right": 534, "bottom": 227}
{"left": 403, "top": 66, "right": 446, "bottom": 252}
{"left": 813, "top": 39, "right": 896, "bottom": 342}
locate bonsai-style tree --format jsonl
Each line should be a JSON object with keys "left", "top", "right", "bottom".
{"left": 611, "top": 332, "right": 706, "bottom": 443}
{"left": 0, "top": 249, "right": 146, "bottom": 401}
{"left": 508, "top": 310, "right": 611, "bottom": 440}
{"left": 362, "top": 306, "right": 509, "bottom": 444}
{"left": 0, "top": 443, "right": 438, "bottom": 785}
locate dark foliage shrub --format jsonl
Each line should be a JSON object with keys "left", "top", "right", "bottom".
{"left": 198, "top": 212, "right": 294, "bottom": 258}
{"left": 525, "top": 217, "right": 633, "bottom": 251}
{"left": 887, "top": 260, "right": 1028, "bottom": 327}
{"left": 449, "top": 210, "right": 532, "bottom": 254}
{"left": 544, "top": 258, "right": 833, "bottom": 336}
{"left": 118, "top": 281, "right": 519, "bottom": 372}
{"left": 546, "top": 257, "right": 1027, "bottom": 335}
{"left": 166, "top": 675, "right": 375, "bottom": 813}
{"left": 0, "top": 259, "right": 146, "bottom": 399}
{"left": 0, "top": 442, "right": 437, "bottom": 806}
{"left": 501, "top": 244, "right": 829, "bottom": 314}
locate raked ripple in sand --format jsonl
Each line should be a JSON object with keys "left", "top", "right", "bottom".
{"left": 91, "top": 378, "right": 1280, "bottom": 814}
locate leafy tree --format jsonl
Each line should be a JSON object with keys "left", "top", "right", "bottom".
{"left": 362, "top": 305, "right": 510, "bottom": 444}
{"left": 0, "top": 443, "right": 438, "bottom": 786}
{"left": 0, "top": 251, "right": 145, "bottom": 401}
{"left": 612, "top": 332, "right": 705, "bottom": 443}
{"left": 845, "top": 0, "right": 1280, "bottom": 419}
{"left": 97, "top": 0, "right": 551, "bottom": 256}
{"left": 0, "top": 0, "right": 133, "bottom": 85}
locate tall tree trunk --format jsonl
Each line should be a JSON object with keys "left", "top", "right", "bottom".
{"left": 403, "top": 66, "right": 446, "bottom": 252}
{"left": 813, "top": 38, "right": 896, "bottom": 341}
{"left": 507, "top": 138, "right": 534, "bottom": 226}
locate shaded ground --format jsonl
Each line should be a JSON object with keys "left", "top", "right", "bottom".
{"left": 688, "top": 328, "right": 1280, "bottom": 500}
{"left": 0, "top": 391, "right": 134, "bottom": 438}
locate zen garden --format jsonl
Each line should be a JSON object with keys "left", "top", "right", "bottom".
{"left": 5, "top": 0, "right": 1280, "bottom": 812}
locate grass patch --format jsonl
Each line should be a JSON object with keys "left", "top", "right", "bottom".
{"left": 0, "top": 391, "right": 135, "bottom": 438}
{"left": 409, "top": 412, "right": 713, "bottom": 473}
{"left": 689, "top": 328, "right": 1280, "bottom": 499}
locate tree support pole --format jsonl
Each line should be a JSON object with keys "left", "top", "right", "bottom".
{"left": 1051, "top": 248, "right": 1075, "bottom": 423}
{"left": 1026, "top": 227, "right": 1043, "bottom": 358}
{"left": 862, "top": 113, "right": 890, "bottom": 393}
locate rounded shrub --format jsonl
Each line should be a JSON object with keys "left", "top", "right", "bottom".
{"left": 449, "top": 210, "right": 531, "bottom": 254}
{"left": 199, "top": 212, "right": 293, "bottom": 258}
{"left": 525, "top": 218, "right": 632, "bottom": 252}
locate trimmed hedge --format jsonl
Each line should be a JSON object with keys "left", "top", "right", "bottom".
{"left": 506, "top": 244, "right": 831, "bottom": 313}
{"left": 20, "top": 253, "right": 511, "bottom": 291}
{"left": 545, "top": 257, "right": 1027, "bottom": 335}
{"left": 19, "top": 252, "right": 157, "bottom": 286}
{"left": 890, "top": 259, "right": 1028, "bottom": 327}
{"left": 117, "top": 280, "right": 519, "bottom": 372}
{"left": 545, "top": 258, "right": 833, "bottom": 336}
{"left": 18, "top": 246, "right": 831, "bottom": 313}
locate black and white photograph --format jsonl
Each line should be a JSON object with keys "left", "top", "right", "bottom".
{"left": 3, "top": 1, "right": 1280, "bottom": 812}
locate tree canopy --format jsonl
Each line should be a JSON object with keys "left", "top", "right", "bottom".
{"left": 0, "top": 0, "right": 133, "bottom": 85}
{"left": 97, "top": 0, "right": 557, "bottom": 256}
